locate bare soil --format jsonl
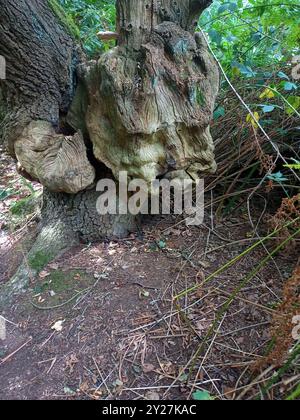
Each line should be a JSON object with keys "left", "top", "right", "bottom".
{"left": 0, "top": 148, "right": 298, "bottom": 400}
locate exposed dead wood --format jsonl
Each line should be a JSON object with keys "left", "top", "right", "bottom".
{"left": 14, "top": 121, "right": 95, "bottom": 194}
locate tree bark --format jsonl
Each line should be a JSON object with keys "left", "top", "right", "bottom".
{"left": 0, "top": 0, "right": 79, "bottom": 149}
{"left": 0, "top": 0, "right": 96, "bottom": 195}
{"left": 0, "top": 0, "right": 219, "bottom": 301}
{"left": 84, "top": 0, "right": 219, "bottom": 184}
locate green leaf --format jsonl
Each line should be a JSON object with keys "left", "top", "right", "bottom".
{"left": 158, "top": 240, "right": 166, "bottom": 249}
{"left": 276, "top": 128, "right": 289, "bottom": 136}
{"left": 192, "top": 390, "right": 213, "bottom": 401}
{"left": 284, "top": 164, "right": 300, "bottom": 170}
{"left": 283, "top": 81, "right": 297, "bottom": 91}
{"left": 179, "top": 373, "right": 189, "bottom": 382}
{"left": 213, "top": 106, "right": 225, "bottom": 120}
{"left": 285, "top": 96, "right": 300, "bottom": 115}
{"left": 259, "top": 105, "right": 275, "bottom": 113}
{"left": 208, "top": 29, "right": 222, "bottom": 45}
{"left": 218, "top": 2, "right": 237, "bottom": 14}
{"left": 0, "top": 189, "right": 14, "bottom": 201}
{"left": 267, "top": 172, "right": 288, "bottom": 183}
{"left": 284, "top": 159, "right": 300, "bottom": 170}
{"left": 64, "top": 386, "right": 76, "bottom": 396}
{"left": 233, "top": 63, "right": 256, "bottom": 78}
{"left": 277, "top": 71, "right": 289, "bottom": 80}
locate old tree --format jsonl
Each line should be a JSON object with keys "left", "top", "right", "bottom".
{"left": 0, "top": 0, "right": 219, "bottom": 300}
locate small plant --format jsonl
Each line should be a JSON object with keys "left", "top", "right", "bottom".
{"left": 10, "top": 194, "right": 37, "bottom": 217}
{"left": 284, "top": 159, "right": 300, "bottom": 171}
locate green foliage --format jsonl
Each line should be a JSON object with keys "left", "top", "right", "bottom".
{"left": 0, "top": 188, "right": 15, "bottom": 201}
{"left": 284, "top": 160, "right": 300, "bottom": 170}
{"left": 9, "top": 193, "right": 38, "bottom": 217}
{"left": 199, "top": 0, "right": 300, "bottom": 74}
{"left": 54, "top": 0, "right": 299, "bottom": 194}
{"left": 286, "top": 381, "right": 300, "bottom": 400}
{"left": 57, "top": 0, "right": 300, "bottom": 68}
{"left": 58, "top": 0, "right": 116, "bottom": 55}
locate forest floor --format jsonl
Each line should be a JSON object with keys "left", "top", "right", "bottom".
{"left": 0, "top": 147, "right": 299, "bottom": 400}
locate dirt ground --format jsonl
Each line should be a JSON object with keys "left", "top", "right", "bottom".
{"left": 0, "top": 147, "right": 299, "bottom": 400}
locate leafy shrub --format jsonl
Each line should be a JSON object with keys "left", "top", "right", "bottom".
{"left": 59, "top": 0, "right": 116, "bottom": 55}
{"left": 200, "top": 0, "right": 300, "bottom": 75}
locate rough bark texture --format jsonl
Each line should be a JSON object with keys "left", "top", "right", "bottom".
{"left": 0, "top": 0, "right": 78, "bottom": 143}
{"left": 76, "top": 0, "right": 219, "bottom": 184}
{"left": 14, "top": 121, "right": 95, "bottom": 194}
{"left": 0, "top": 0, "right": 95, "bottom": 193}
{"left": 0, "top": 0, "right": 219, "bottom": 299}
{"left": 1, "top": 0, "right": 218, "bottom": 192}
{"left": 41, "top": 188, "right": 137, "bottom": 242}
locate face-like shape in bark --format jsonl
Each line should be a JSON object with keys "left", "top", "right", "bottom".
{"left": 80, "top": 1, "right": 219, "bottom": 186}
{"left": 84, "top": 22, "right": 219, "bottom": 185}
{"left": 1, "top": 0, "right": 219, "bottom": 193}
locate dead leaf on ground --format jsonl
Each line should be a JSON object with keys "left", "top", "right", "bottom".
{"left": 51, "top": 320, "right": 65, "bottom": 332}
{"left": 48, "top": 263, "right": 59, "bottom": 270}
{"left": 143, "top": 363, "right": 155, "bottom": 373}
{"left": 66, "top": 354, "right": 79, "bottom": 374}
{"left": 145, "top": 391, "right": 160, "bottom": 400}
{"left": 39, "top": 271, "right": 50, "bottom": 279}
{"left": 79, "top": 381, "right": 90, "bottom": 393}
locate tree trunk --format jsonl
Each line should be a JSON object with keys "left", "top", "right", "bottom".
{"left": 0, "top": 188, "right": 136, "bottom": 308}
{"left": 0, "top": 0, "right": 219, "bottom": 302}
{"left": 84, "top": 0, "right": 219, "bottom": 183}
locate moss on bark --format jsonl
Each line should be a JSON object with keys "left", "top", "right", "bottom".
{"left": 47, "top": 0, "right": 80, "bottom": 40}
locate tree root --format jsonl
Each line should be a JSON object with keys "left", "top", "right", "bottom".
{"left": 0, "top": 222, "right": 76, "bottom": 310}
{"left": 0, "top": 188, "right": 137, "bottom": 309}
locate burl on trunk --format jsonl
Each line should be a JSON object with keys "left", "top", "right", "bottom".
{"left": 0, "top": 0, "right": 219, "bottom": 302}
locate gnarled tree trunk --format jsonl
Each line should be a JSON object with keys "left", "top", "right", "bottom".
{"left": 0, "top": 0, "right": 219, "bottom": 303}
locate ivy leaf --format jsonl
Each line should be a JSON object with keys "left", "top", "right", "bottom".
{"left": 285, "top": 96, "right": 300, "bottom": 115}
{"left": 283, "top": 81, "right": 297, "bottom": 91}
{"left": 208, "top": 29, "right": 222, "bottom": 45}
{"left": 277, "top": 71, "right": 290, "bottom": 80}
{"left": 259, "top": 88, "right": 275, "bottom": 99}
{"left": 260, "top": 105, "right": 275, "bottom": 113}
{"left": 234, "top": 63, "right": 256, "bottom": 78}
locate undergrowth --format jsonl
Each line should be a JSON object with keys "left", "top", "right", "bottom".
{"left": 1, "top": 0, "right": 298, "bottom": 400}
